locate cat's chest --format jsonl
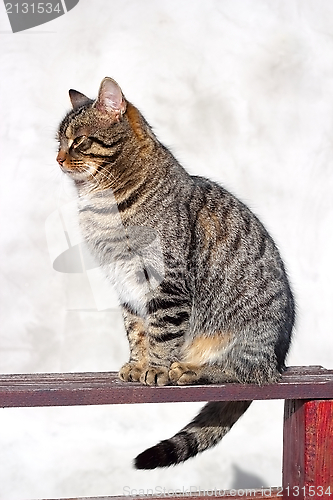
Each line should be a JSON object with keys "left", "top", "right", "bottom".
{"left": 78, "top": 194, "right": 164, "bottom": 313}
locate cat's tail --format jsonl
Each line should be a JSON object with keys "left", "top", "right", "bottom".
{"left": 134, "top": 400, "right": 252, "bottom": 469}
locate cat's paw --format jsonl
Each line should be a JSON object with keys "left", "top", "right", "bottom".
{"left": 139, "top": 366, "right": 170, "bottom": 386}
{"left": 169, "top": 362, "right": 200, "bottom": 385}
{"left": 119, "top": 362, "right": 170, "bottom": 386}
{"left": 119, "top": 362, "right": 146, "bottom": 382}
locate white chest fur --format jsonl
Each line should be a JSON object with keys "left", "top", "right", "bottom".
{"left": 78, "top": 191, "right": 165, "bottom": 316}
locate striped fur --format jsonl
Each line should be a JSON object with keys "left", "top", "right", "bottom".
{"left": 57, "top": 77, "right": 295, "bottom": 468}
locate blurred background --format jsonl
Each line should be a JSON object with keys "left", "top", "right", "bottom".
{"left": 1, "top": 0, "right": 333, "bottom": 498}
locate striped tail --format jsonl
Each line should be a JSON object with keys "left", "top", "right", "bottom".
{"left": 134, "top": 400, "right": 252, "bottom": 469}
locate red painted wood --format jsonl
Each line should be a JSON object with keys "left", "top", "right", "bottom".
{"left": 283, "top": 399, "right": 333, "bottom": 499}
{"left": 0, "top": 366, "right": 332, "bottom": 408}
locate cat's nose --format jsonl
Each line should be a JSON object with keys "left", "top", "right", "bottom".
{"left": 57, "top": 151, "right": 66, "bottom": 166}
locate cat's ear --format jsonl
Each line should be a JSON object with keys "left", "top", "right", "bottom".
{"left": 94, "top": 77, "right": 127, "bottom": 119}
{"left": 69, "top": 89, "right": 91, "bottom": 109}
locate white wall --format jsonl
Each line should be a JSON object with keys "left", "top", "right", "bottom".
{"left": 1, "top": 0, "right": 333, "bottom": 498}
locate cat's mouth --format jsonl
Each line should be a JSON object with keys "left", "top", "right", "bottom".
{"left": 60, "top": 164, "right": 92, "bottom": 181}
{"left": 57, "top": 152, "right": 94, "bottom": 181}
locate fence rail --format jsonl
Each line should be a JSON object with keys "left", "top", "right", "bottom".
{"left": 1, "top": 365, "right": 332, "bottom": 408}
{"left": 1, "top": 366, "right": 332, "bottom": 500}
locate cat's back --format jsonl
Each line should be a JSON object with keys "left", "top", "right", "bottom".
{"left": 186, "top": 175, "right": 293, "bottom": 344}
{"left": 188, "top": 174, "right": 275, "bottom": 255}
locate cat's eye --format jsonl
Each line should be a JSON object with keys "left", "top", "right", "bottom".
{"left": 72, "top": 135, "right": 88, "bottom": 148}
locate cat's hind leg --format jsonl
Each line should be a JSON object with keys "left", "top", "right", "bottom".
{"left": 169, "top": 361, "right": 236, "bottom": 385}
{"left": 170, "top": 330, "right": 282, "bottom": 385}
{"left": 169, "top": 332, "right": 236, "bottom": 385}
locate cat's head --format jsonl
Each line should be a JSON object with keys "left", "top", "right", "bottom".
{"left": 57, "top": 77, "right": 127, "bottom": 186}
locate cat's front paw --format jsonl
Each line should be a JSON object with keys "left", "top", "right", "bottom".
{"left": 119, "top": 362, "right": 146, "bottom": 382}
{"left": 119, "top": 362, "right": 170, "bottom": 386}
{"left": 139, "top": 366, "right": 170, "bottom": 386}
{"left": 169, "top": 362, "right": 200, "bottom": 385}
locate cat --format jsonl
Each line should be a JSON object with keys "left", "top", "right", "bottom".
{"left": 56, "top": 77, "right": 295, "bottom": 469}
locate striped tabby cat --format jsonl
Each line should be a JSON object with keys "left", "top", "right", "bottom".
{"left": 57, "top": 77, "right": 295, "bottom": 469}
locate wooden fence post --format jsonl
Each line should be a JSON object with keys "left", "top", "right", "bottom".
{"left": 283, "top": 399, "right": 333, "bottom": 499}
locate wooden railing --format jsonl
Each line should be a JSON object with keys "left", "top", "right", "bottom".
{"left": 0, "top": 366, "right": 332, "bottom": 500}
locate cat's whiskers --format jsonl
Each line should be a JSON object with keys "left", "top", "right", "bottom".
{"left": 69, "top": 156, "right": 120, "bottom": 193}
{"left": 82, "top": 159, "right": 122, "bottom": 191}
